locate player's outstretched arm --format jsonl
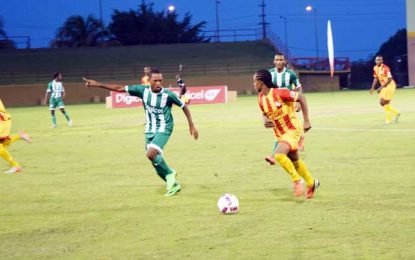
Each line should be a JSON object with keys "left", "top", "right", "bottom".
{"left": 297, "top": 94, "right": 311, "bottom": 132}
{"left": 182, "top": 106, "right": 198, "bottom": 140}
{"left": 83, "top": 77, "right": 126, "bottom": 92}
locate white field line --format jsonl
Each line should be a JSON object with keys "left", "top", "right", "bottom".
{"left": 313, "top": 127, "right": 415, "bottom": 132}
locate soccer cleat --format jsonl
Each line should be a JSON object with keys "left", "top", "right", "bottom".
{"left": 293, "top": 180, "right": 303, "bottom": 197}
{"left": 164, "top": 182, "right": 181, "bottom": 196}
{"left": 51, "top": 124, "right": 57, "bottom": 128}
{"left": 18, "top": 131, "right": 32, "bottom": 144}
{"left": 265, "top": 155, "right": 276, "bottom": 165}
{"left": 306, "top": 179, "right": 320, "bottom": 199}
{"left": 165, "top": 170, "right": 177, "bottom": 190}
{"left": 4, "top": 166, "right": 22, "bottom": 174}
{"left": 68, "top": 120, "right": 73, "bottom": 127}
{"left": 394, "top": 113, "right": 401, "bottom": 123}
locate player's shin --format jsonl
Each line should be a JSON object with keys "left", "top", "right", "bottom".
{"left": 275, "top": 153, "right": 301, "bottom": 182}
{"left": 293, "top": 159, "right": 314, "bottom": 187}
{"left": 152, "top": 154, "right": 173, "bottom": 181}
{"left": 0, "top": 144, "right": 20, "bottom": 167}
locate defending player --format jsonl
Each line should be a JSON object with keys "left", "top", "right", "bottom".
{"left": 266, "top": 53, "right": 305, "bottom": 165}
{"left": 0, "top": 99, "right": 32, "bottom": 174}
{"left": 83, "top": 68, "right": 199, "bottom": 196}
{"left": 254, "top": 69, "right": 319, "bottom": 199}
{"left": 370, "top": 55, "right": 400, "bottom": 124}
{"left": 43, "top": 72, "right": 73, "bottom": 128}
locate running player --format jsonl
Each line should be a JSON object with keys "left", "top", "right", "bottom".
{"left": 370, "top": 55, "right": 400, "bottom": 124}
{"left": 0, "top": 99, "right": 32, "bottom": 174}
{"left": 83, "top": 68, "right": 198, "bottom": 196}
{"left": 254, "top": 69, "right": 319, "bottom": 198}
{"left": 43, "top": 72, "right": 73, "bottom": 128}
{"left": 266, "top": 53, "right": 305, "bottom": 165}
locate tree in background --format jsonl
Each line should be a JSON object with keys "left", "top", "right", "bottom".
{"left": 0, "top": 17, "right": 16, "bottom": 49}
{"left": 109, "top": 2, "right": 207, "bottom": 45}
{"left": 51, "top": 15, "right": 110, "bottom": 47}
{"left": 351, "top": 28, "right": 408, "bottom": 88}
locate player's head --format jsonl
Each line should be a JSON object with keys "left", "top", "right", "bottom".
{"left": 149, "top": 68, "right": 163, "bottom": 93}
{"left": 53, "top": 72, "right": 63, "bottom": 81}
{"left": 273, "top": 53, "right": 286, "bottom": 70}
{"left": 253, "top": 69, "right": 274, "bottom": 92}
{"left": 143, "top": 67, "right": 151, "bottom": 75}
{"left": 375, "top": 55, "right": 383, "bottom": 66}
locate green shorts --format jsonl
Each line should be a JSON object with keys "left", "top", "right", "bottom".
{"left": 49, "top": 98, "right": 65, "bottom": 110}
{"left": 145, "top": 132, "right": 171, "bottom": 154}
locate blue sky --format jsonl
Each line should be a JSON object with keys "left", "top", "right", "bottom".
{"left": 0, "top": 0, "right": 406, "bottom": 61}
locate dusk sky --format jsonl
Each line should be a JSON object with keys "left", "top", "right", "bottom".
{"left": 0, "top": 0, "right": 407, "bottom": 61}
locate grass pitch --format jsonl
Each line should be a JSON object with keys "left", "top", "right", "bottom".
{"left": 1, "top": 89, "right": 415, "bottom": 259}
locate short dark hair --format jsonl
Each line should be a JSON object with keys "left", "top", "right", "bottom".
{"left": 53, "top": 72, "right": 61, "bottom": 79}
{"left": 255, "top": 69, "right": 275, "bottom": 88}
{"left": 150, "top": 68, "right": 161, "bottom": 75}
{"left": 275, "top": 52, "right": 285, "bottom": 57}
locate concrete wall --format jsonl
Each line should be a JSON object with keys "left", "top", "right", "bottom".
{"left": 407, "top": 0, "right": 415, "bottom": 86}
{"left": 0, "top": 75, "right": 254, "bottom": 107}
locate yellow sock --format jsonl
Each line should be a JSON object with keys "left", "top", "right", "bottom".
{"left": 0, "top": 144, "right": 20, "bottom": 167}
{"left": 293, "top": 160, "right": 314, "bottom": 187}
{"left": 383, "top": 105, "right": 392, "bottom": 122}
{"left": 275, "top": 154, "right": 301, "bottom": 182}
{"left": 386, "top": 104, "right": 399, "bottom": 116}
{"left": 3, "top": 135, "right": 20, "bottom": 148}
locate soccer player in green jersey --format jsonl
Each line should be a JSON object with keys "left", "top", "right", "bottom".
{"left": 83, "top": 68, "right": 199, "bottom": 196}
{"left": 266, "top": 53, "right": 305, "bottom": 165}
{"left": 43, "top": 73, "right": 72, "bottom": 128}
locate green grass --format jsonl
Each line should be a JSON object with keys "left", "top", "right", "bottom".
{"left": 1, "top": 89, "right": 415, "bottom": 259}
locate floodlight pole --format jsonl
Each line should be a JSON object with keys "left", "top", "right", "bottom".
{"left": 215, "top": 0, "right": 220, "bottom": 42}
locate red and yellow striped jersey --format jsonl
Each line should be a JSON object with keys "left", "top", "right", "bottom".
{"left": 0, "top": 99, "right": 11, "bottom": 121}
{"left": 373, "top": 64, "right": 396, "bottom": 87}
{"left": 258, "top": 88, "right": 302, "bottom": 137}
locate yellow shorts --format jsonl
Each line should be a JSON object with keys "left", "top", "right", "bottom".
{"left": 379, "top": 83, "right": 396, "bottom": 101}
{"left": 0, "top": 119, "right": 11, "bottom": 140}
{"left": 277, "top": 129, "right": 302, "bottom": 152}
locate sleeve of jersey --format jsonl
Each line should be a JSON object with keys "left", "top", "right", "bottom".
{"left": 125, "top": 85, "right": 145, "bottom": 98}
{"left": 373, "top": 67, "right": 377, "bottom": 78}
{"left": 275, "top": 88, "right": 298, "bottom": 102}
{"left": 47, "top": 83, "right": 52, "bottom": 92}
{"left": 170, "top": 92, "right": 185, "bottom": 108}
{"left": 384, "top": 66, "right": 393, "bottom": 78}
{"left": 291, "top": 73, "right": 302, "bottom": 90}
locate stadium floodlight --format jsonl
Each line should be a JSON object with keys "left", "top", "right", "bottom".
{"left": 306, "top": 5, "right": 319, "bottom": 59}
{"left": 168, "top": 5, "right": 175, "bottom": 13}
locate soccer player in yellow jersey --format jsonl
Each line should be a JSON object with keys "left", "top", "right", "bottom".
{"left": 254, "top": 70, "right": 319, "bottom": 198}
{"left": 0, "top": 99, "right": 32, "bottom": 174}
{"left": 140, "top": 66, "right": 151, "bottom": 86}
{"left": 370, "top": 55, "right": 400, "bottom": 124}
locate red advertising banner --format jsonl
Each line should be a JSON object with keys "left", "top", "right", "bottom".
{"left": 108, "top": 85, "right": 227, "bottom": 108}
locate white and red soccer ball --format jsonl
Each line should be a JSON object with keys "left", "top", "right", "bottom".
{"left": 217, "top": 193, "right": 239, "bottom": 214}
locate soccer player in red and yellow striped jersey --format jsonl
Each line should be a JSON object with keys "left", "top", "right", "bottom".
{"left": 370, "top": 55, "right": 400, "bottom": 124}
{"left": 0, "top": 99, "right": 32, "bottom": 174}
{"left": 254, "top": 70, "right": 319, "bottom": 199}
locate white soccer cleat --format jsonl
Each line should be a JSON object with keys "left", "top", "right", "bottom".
{"left": 4, "top": 166, "right": 22, "bottom": 174}
{"left": 68, "top": 120, "right": 73, "bottom": 127}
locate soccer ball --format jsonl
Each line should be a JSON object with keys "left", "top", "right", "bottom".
{"left": 217, "top": 193, "right": 239, "bottom": 214}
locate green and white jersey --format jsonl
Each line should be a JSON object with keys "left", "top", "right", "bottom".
{"left": 269, "top": 67, "right": 301, "bottom": 91}
{"left": 126, "top": 85, "right": 185, "bottom": 134}
{"left": 47, "top": 80, "right": 65, "bottom": 99}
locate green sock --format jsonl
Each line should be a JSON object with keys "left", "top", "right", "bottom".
{"left": 63, "top": 112, "right": 70, "bottom": 121}
{"left": 152, "top": 154, "right": 173, "bottom": 181}
{"left": 52, "top": 115, "right": 57, "bottom": 125}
